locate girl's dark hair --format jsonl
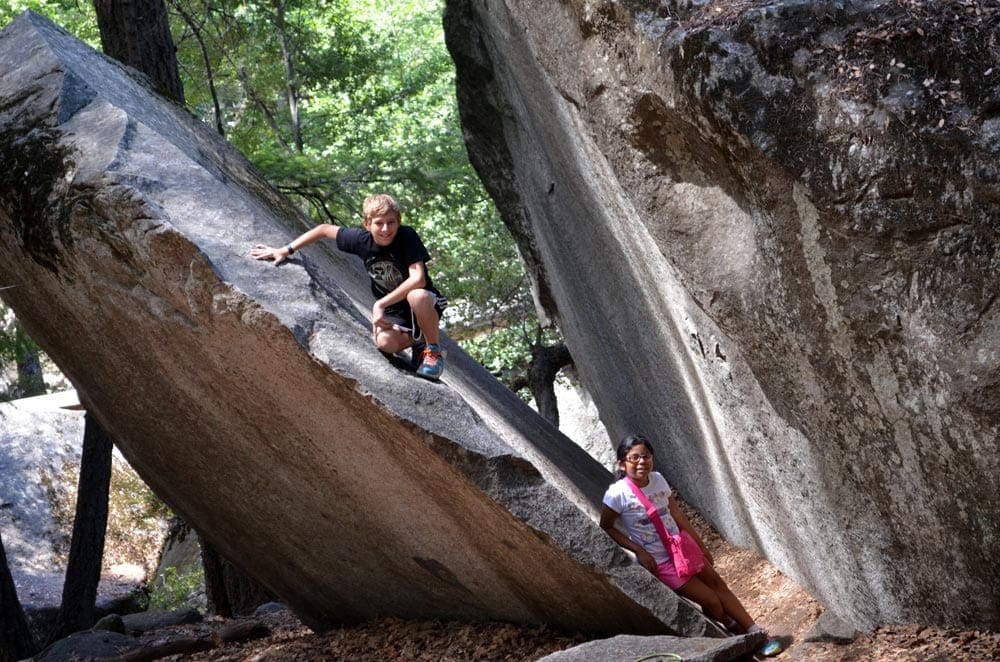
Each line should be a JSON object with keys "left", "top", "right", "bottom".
{"left": 614, "top": 434, "right": 654, "bottom": 477}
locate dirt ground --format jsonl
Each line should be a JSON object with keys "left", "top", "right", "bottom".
{"left": 131, "top": 500, "right": 999, "bottom": 661}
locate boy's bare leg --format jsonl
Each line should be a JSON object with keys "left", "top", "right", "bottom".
{"left": 407, "top": 290, "right": 445, "bottom": 379}
{"left": 406, "top": 290, "right": 441, "bottom": 346}
{"left": 373, "top": 324, "right": 413, "bottom": 354}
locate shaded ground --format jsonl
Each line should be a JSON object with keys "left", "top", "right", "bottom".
{"left": 123, "top": 497, "right": 999, "bottom": 661}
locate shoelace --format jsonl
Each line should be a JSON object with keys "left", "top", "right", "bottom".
{"left": 421, "top": 349, "right": 441, "bottom": 365}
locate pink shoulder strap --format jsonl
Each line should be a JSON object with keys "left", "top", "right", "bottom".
{"left": 624, "top": 476, "right": 690, "bottom": 575}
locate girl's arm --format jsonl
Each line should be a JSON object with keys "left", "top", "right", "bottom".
{"left": 600, "top": 505, "right": 658, "bottom": 573}
{"left": 668, "top": 495, "right": 714, "bottom": 564}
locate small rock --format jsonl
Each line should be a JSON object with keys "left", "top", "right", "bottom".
{"left": 803, "top": 611, "right": 859, "bottom": 644}
{"left": 93, "top": 613, "right": 126, "bottom": 634}
{"left": 253, "top": 601, "right": 289, "bottom": 616}
{"left": 122, "top": 608, "right": 203, "bottom": 635}
{"left": 35, "top": 630, "right": 139, "bottom": 660}
{"left": 538, "top": 633, "right": 765, "bottom": 662}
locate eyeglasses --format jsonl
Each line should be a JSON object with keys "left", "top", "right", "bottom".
{"left": 625, "top": 453, "right": 651, "bottom": 463}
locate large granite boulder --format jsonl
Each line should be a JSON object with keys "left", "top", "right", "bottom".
{"left": 443, "top": 0, "right": 1000, "bottom": 629}
{"left": 0, "top": 12, "right": 717, "bottom": 637}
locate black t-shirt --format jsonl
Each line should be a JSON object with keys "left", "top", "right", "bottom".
{"left": 336, "top": 225, "right": 439, "bottom": 311}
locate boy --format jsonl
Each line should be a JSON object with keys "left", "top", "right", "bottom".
{"left": 250, "top": 194, "right": 447, "bottom": 380}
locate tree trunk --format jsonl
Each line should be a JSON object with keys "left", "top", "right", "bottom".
{"left": 527, "top": 343, "right": 573, "bottom": 427}
{"left": 271, "top": 0, "right": 303, "bottom": 152}
{"left": 0, "top": 528, "right": 36, "bottom": 662}
{"left": 201, "top": 536, "right": 272, "bottom": 617}
{"left": 45, "top": 413, "right": 114, "bottom": 644}
{"left": 200, "top": 538, "right": 232, "bottom": 618}
{"left": 93, "top": 0, "right": 185, "bottom": 103}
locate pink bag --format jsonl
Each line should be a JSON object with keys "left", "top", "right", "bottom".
{"left": 624, "top": 476, "right": 690, "bottom": 575}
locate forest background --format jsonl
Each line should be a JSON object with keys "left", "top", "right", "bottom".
{"left": 0, "top": 0, "right": 570, "bottom": 413}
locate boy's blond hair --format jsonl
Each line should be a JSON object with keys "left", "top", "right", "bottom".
{"left": 363, "top": 193, "right": 402, "bottom": 222}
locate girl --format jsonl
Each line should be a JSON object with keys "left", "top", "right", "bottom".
{"left": 600, "top": 434, "right": 782, "bottom": 657}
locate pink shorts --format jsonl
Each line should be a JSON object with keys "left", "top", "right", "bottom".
{"left": 653, "top": 530, "right": 706, "bottom": 589}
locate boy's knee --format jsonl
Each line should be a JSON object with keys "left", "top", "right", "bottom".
{"left": 406, "top": 288, "right": 432, "bottom": 308}
{"left": 374, "top": 327, "right": 408, "bottom": 353}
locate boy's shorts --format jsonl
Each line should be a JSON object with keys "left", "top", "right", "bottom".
{"left": 653, "top": 530, "right": 706, "bottom": 589}
{"left": 384, "top": 291, "right": 448, "bottom": 342}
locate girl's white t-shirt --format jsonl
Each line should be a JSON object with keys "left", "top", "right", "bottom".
{"left": 602, "top": 471, "right": 680, "bottom": 564}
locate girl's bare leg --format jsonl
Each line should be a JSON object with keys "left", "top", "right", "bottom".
{"left": 684, "top": 564, "right": 755, "bottom": 631}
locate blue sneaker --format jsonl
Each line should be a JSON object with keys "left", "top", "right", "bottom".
{"left": 759, "top": 637, "right": 783, "bottom": 657}
{"left": 416, "top": 344, "right": 444, "bottom": 380}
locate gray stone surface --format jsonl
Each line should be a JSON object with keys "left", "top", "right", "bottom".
{"left": 122, "top": 608, "right": 203, "bottom": 635}
{"left": 552, "top": 370, "right": 615, "bottom": 470}
{"left": 34, "top": 630, "right": 139, "bottom": 661}
{"left": 253, "top": 601, "right": 289, "bottom": 616}
{"left": 0, "top": 12, "right": 718, "bottom": 637}
{"left": 1, "top": 389, "right": 148, "bottom": 643}
{"left": 538, "top": 632, "right": 765, "bottom": 662}
{"left": 444, "top": 0, "right": 1000, "bottom": 630}
{"left": 93, "top": 613, "right": 126, "bottom": 634}
{"left": 803, "top": 611, "right": 859, "bottom": 645}
{"left": 0, "top": 390, "right": 84, "bottom": 611}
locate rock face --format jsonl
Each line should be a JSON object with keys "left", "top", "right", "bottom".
{"left": 0, "top": 391, "right": 84, "bottom": 610}
{"left": 0, "top": 12, "right": 718, "bottom": 636}
{"left": 0, "top": 390, "right": 151, "bottom": 627}
{"left": 444, "top": 0, "right": 1000, "bottom": 629}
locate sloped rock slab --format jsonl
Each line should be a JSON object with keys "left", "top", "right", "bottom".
{"left": 539, "top": 632, "right": 766, "bottom": 662}
{"left": 0, "top": 12, "right": 714, "bottom": 637}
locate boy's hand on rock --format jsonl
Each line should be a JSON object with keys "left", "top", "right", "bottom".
{"left": 250, "top": 244, "right": 287, "bottom": 266}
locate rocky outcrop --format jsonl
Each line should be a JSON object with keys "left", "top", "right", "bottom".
{"left": 0, "top": 12, "right": 720, "bottom": 636}
{"left": 444, "top": 0, "right": 1000, "bottom": 629}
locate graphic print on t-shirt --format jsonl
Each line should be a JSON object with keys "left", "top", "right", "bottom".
{"left": 366, "top": 256, "right": 404, "bottom": 294}
{"left": 625, "top": 489, "right": 676, "bottom": 546}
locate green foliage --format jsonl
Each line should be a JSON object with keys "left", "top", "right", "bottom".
{"left": 0, "top": 303, "right": 48, "bottom": 401}
{"left": 146, "top": 564, "right": 204, "bottom": 611}
{"left": 0, "top": 0, "right": 99, "bottom": 44}
{"left": 0, "top": 304, "right": 33, "bottom": 364}
{"left": 461, "top": 325, "right": 537, "bottom": 378}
